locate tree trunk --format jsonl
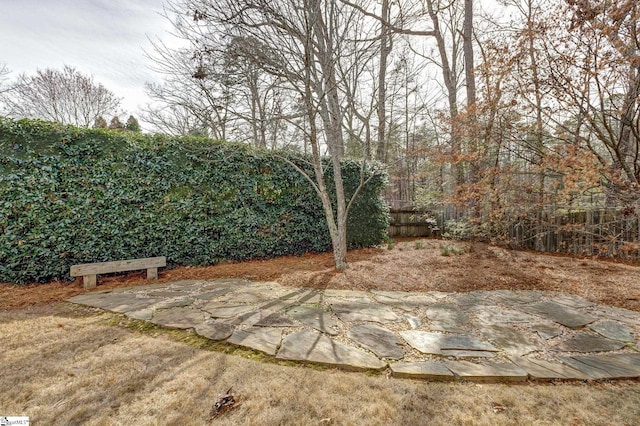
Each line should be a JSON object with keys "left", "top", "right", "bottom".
{"left": 463, "top": 0, "right": 476, "bottom": 107}
{"left": 375, "top": 0, "right": 391, "bottom": 162}
{"left": 426, "top": 0, "right": 462, "bottom": 186}
{"left": 308, "top": 0, "right": 349, "bottom": 270}
{"left": 526, "top": 0, "right": 545, "bottom": 207}
{"left": 463, "top": 0, "right": 479, "bottom": 189}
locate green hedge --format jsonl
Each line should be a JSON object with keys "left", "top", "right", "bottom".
{"left": 0, "top": 118, "right": 388, "bottom": 284}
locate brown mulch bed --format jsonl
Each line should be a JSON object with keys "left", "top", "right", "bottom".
{"left": 2, "top": 238, "right": 640, "bottom": 312}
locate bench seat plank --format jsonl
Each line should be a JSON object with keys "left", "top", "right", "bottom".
{"left": 70, "top": 256, "right": 166, "bottom": 277}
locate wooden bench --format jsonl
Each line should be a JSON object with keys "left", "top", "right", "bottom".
{"left": 70, "top": 256, "right": 166, "bottom": 289}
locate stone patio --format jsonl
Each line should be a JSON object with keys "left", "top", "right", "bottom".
{"left": 68, "top": 279, "right": 640, "bottom": 382}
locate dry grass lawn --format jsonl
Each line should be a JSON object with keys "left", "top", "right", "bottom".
{"left": 2, "top": 239, "right": 640, "bottom": 424}
{"left": 2, "top": 304, "right": 640, "bottom": 425}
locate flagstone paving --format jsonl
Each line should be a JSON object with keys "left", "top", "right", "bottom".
{"left": 68, "top": 279, "right": 640, "bottom": 382}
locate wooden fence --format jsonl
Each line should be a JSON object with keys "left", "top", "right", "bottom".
{"left": 387, "top": 205, "right": 640, "bottom": 260}
{"left": 388, "top": 209, "right": 439, "bottom": 238}
{"left": 504, "top": 208, "right": 640, "bottom": 259}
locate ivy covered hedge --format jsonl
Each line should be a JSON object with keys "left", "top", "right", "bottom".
{"left": 0, "top": 118, "right": 388, "bottom": 284}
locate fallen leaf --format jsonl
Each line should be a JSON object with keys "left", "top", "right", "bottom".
{"left": 491, "top": 402, "right": 506, "bottom": 414}
{"left": 209, "top": 387, "right": 240, "bottom": 419}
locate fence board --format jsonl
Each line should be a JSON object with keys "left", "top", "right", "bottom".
{"left": 429, "top": 205, "right": 640, "bottom": 260}
{"left": 388, "top": 209, "right": 439, "bottom": 237}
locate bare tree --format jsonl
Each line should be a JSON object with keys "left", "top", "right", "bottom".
{"left": 463, "top": 0, "right": 476, "bottom": 109}
{"left": 0, "top": 63, "right": 10, "bottom": 94}
{"left": 154, "top": 0, "right": 386, "bottom": 270}
{"left": 536, "top": 0, "right": 640, "bottom": 204}
{"left": 3, "top": 66, "right": 121, "bottom": 127}
{"left": 0, "top": 64, "right": 11, "bottom": 113}
{"left": 142, "top": 37, "right": 234, "bottom": 139}
{"left": 144, "top": 11, "right": 301, "bottom": 147}
{"left": 375, "top": 0, "right": 392, "bottom": 162}
{"left": 422, "top": 0, "right": 465, "bottom": 186}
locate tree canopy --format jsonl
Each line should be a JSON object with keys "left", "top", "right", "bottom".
{"left": 1, "top": 66, "right": 121, "bottom": 127}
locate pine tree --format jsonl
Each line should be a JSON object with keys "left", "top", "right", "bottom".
{"left": 124, "top": 115, "right": 141, "bottom": 132}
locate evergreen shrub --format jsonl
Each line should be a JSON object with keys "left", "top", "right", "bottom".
{"left": 0, "top": 118, "right": 388, "bottom": 284}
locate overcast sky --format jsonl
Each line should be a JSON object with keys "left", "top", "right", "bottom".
{"left": 0, "top": 0, "right": 178, "bottom": 118}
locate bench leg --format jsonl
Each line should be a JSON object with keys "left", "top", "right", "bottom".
{"left": 147, "top": 267, "right": 158, "bottom": 280}
{"left": 83, "top": 275, "right": 97, "bottom": 289}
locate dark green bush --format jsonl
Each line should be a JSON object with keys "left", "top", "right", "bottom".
{"left": 0, "top": 118, "right": 388, "bottom": 284}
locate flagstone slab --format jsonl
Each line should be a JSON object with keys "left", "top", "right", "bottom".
{"left": 68, "top": 293, "right": 160, "bottom": 313}
{"left": 445, "top": 361, "right": 528, "bottom": 382}
{"left": 215, "top": 291, "right": 273, "bottom": 304}
{"left": 118, "top": 283, "right": 169, "bottom": 291}
{"left": 202, "top": 303, "right": 256, "bottom": 318}
{"left": 195, "top": 321, "right": 235, "bottom": 341}
{"left": 528, "top": 357, "right": 593, "bottom": 380}
{"left": 323, "top": 289, "right": 372, "bottom": 305}
{"left": 568, "top": 354, "right": 640, "bottom": 379}
{"left": 398, "top": 331, "right": 444, "bottom": 355}
{"left": 323, "top": 289, "right": 373, "bottom": 301}
{"left": 274, "top": 288, "right": 312, "bottom": 301}
{"left": 227, "top": 327, "right": 282, "bottom": 355}
{"left": 607, "top": 353, "right": 640, "bottom": 367}
{"left": 372, "top": 292, "right": 441, "bottom": 309}
{"left": 594, "top": 306, "right": 640, "bottom": 325}
{"left": 99, "top": 297, "right": 161, "bottom": 313}
{"left": 165, "top": 279, "right": 206, "bottom": 287}
{"left": 440, "top": 350, "right": 497, "bottom": 358}
{"left": 452, "top": 292, "right": 498, "bottom": 308}
{"left": 125, "top": 309, "right": 154, "bottom": 321}
{"left": 559, "top": 356, "right": 620, "bottom": 379}
{"left": 150, "top": 307, "right": 204, "bottom": 329}
{"left": 509, "top": 357, "right": 565, "bottom": 380}
{"left": 201, "top": 278, "right": 253, "bottom": 287}
{"left": 256, "top": 298, "right": 299, "bottom": 312}
{"left": 429, "top": 322, "right": 469, "bottom": 333}
{"left": 438, "top": 334, "right": 499, "bottom": 351}
{"left": 268, "top": 288, "right": 322, "bottom": 305}
{"left": 400, "top": 331, "right": 498, "bottom": 355}
{"left": 330, "top": 302, "right": 401, "bottom": 323}
{"left": 151, "top": 297, "right": 195, "bottom": 309}
{"left": 407, "top": 293, "right": 447, "bottom": 303}
{"left": 526, "top": 301, "right": 596, "bottom": 329}
{"left": 481, "top": 325, "right": 537, "bottom": 356}
{"left": 404, "top": 314, "right": 423, "bottom": 329}
{"left": 347, "top": 324, "right": 404, "bottom": 359}
{"left": 588, "top": 321, "right": 635, "bottom": 342}
{"left": 509, "top": 357, "right": 590, "bottom": 381}
{"left": 68, "top": 293, "right": 113, "bottom": 306}
{"left": 476, "top": 309, "right": 538, "bottom": 325}
{"left": 294, "top": 290, "right": 323, "bottom": 304}
{"left": 228, "top": 310, "right": 298, "bottom": 327}
{"left": 426, "top": 306, "right": 469, "bottom": 332}
{"left": 371, "top": 294, "right": 419, "bottom": 311}
{"left": 530, "top": 323, "right": 564, "bottom": 340}
{"left": 553, "top": 294, "right": 595, "bottom": 308}
{"left": 370, "top": 290, "right": 411, "bottom": 299}
{"left": 276, "top": 330, "right": 386, "bottom": 370}
{"left": 146, "top": 290, "right": 188, "bottom": 298}
{"left": 286, "top": 305, "right": 340, "bottom": 335}
{"left": 193, "top": 288, "right": 234, "bottom": 300}
{"left": 554, "top": 332, "right": 625, "bottom": 352}
{"left": 489, "top": 290, "right": 543, "bottom": 305}
{"left": 390, "top": 361, "right": 455, "bottom": 380}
